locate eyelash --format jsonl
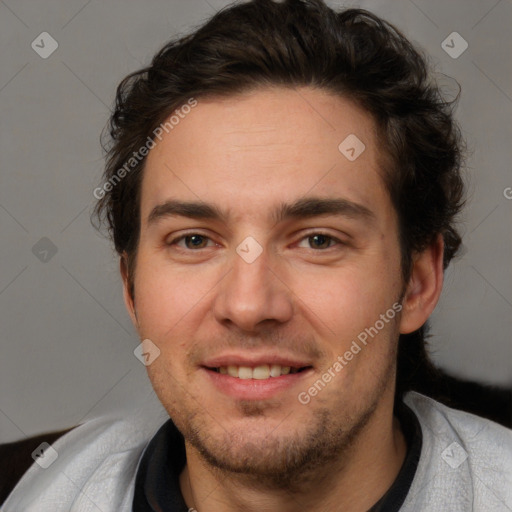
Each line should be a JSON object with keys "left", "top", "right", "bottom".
{"left": 166, "top": 231, "right": 345, "bottom": 251}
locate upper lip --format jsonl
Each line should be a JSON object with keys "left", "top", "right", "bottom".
{"left": 202, "top": 353, "right": 314, "bottom": 369}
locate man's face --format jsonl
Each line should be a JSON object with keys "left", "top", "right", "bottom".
{"left": 126, "top": 87, "right": 406, "bottom": 480}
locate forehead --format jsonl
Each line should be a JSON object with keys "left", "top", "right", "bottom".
{"left": 141, "top": 86, "right": 391, "bottom": 225}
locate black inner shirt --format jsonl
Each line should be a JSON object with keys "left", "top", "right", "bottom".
{"left": 133, "top": 401, "right": 422, "bottom": 512}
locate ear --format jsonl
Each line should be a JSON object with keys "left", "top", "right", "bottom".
{"left": 399, "top": 234, "right": 444, "bottom": 334}
{"left": 120, "top": 252, "right": 138, "bottom": 328}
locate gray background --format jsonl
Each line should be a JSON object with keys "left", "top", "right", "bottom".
{"left": 0, "top": 0, "right": 510, "bottom": 443}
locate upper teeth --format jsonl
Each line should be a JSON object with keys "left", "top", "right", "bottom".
{"left": 217, "top": 364, "right": 299, "bottom": 379}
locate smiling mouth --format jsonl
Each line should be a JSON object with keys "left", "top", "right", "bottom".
{"left": 206, "top": 364, "right": 312, "bottom": 379}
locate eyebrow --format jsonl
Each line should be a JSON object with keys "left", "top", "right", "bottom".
{"left": 274, "top": 197, "right": 375, "bottom": 224}
{"left": 147, "top": 197, "right": 375, "bottom": 226}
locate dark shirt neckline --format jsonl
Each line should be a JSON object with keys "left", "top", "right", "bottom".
{"left": 133, "top": 401, "right": 422, "bottom": 512}
{"left": 367, "top": 402, "right": 423, "bottom": 511}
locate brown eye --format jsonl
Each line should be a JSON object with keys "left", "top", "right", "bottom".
{"left": 297, "top": 233, "right": 340, "bottom": 250}
{"left": 308, "top": 234, "right": 333, "bottom": 249}
{"left": 167, "top": 233, "right": 214, "bottom": 250}
{"left": 181, "top": 234, "right": 210, "bottom": 249}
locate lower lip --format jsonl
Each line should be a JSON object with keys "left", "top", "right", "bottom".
{"left": 201, "top": 367, "right": 314, "bottom": 400}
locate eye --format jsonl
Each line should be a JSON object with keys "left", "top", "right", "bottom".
{"left": 297, "top": 233, "right": 342, "bottom": 250}
{"left": 168, "top": 233, "right": 215, "bottom": 250}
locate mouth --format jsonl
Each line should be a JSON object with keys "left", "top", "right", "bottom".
{"left": 207, "top": 364, "right": 312, "bottom": 379}
{"left": 201, "top": 364, "right": 314, "bottom": 400}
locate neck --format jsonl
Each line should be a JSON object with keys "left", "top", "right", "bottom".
{"left": 179, "top": 398, "right": 407, "bottom": 512}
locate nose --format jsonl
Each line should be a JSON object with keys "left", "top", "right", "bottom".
{"left": 212, "top": 245, "right": 294, "bottom": 332}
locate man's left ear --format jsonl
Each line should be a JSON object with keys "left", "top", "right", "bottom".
{"left": 399, "top": 234, "right": 444, "bottom": 334}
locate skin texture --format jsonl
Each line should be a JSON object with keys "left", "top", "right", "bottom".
{"left": 121, "top": 86, "right": 444, "bottom": 512}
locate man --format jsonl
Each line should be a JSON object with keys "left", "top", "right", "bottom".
{"left": 2, "top": 0, "right": 511, "bottom": 510}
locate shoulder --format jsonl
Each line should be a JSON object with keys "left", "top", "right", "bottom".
{"left": 405, "top": 390, "right": 512, "bottom": 451}
{"left": 1, "top": 402, "right": 170, "bottom": 512}
{"left": 402, "top": 391, "right": 512, "bottom": 511}
{"left": 0, "top": 427, "right": 75, "bottom": 507}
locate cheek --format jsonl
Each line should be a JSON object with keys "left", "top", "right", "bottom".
{"left": 283, "top": 262, "right": 402, "bottom": 384}
{"left": 132, "top": 251, "right": 215, "bottom": 342}
{"left": 298, "top": 268, "right": 401, "bottom": 389}
{"left": 133, "top": 261, "right": 210, "bottom": 391}
{"left": 290, "top": 259, "right": 400, "bottom": 330}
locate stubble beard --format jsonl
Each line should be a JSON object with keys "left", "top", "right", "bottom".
{"left": 171, "top": 351, "right": 396, "bottom": 494}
